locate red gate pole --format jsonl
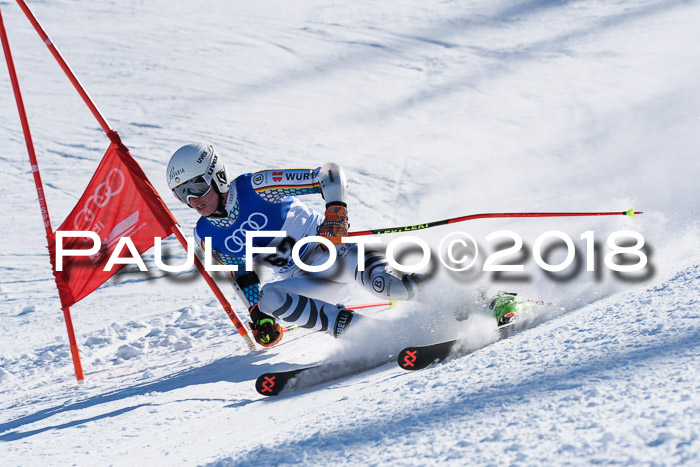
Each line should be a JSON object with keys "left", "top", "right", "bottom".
{"left": 14, "top": 0, "right": 256, "bottom": 352}
{"left": 14, "top": 0, "right": 112, "bottom": 135}
{"left": 0, "top": 6, "right": 84, "bottom": 381}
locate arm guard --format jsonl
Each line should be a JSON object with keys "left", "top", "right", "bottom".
{"left": 318, "top": 162, "right": 347, "bottom": 206}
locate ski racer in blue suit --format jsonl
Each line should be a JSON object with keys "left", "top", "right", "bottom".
{"left": 167, "top": 142, "right": 421, "bottom": 347}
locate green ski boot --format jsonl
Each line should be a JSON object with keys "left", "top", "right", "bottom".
{"left": 490, "top": 291, "right": 519, "bottom": 326}
{"left": 490, "top": 291, "right": 546, "bottom": 326}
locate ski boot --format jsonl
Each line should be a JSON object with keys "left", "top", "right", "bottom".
{"left": 332, "top": 305, "right": 355, "bottom": 338}
{"left": 490, "top": 291, "right": 519, "bottom": 326}
{"left": 248, "top": 304, "right": 283, "bottom": 347}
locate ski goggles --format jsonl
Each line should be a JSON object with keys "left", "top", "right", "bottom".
{"left": 172, "top": 176, "right": 213, "bottom": 205}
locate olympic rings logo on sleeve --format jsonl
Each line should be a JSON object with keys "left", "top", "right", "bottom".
{"left": 224, "top": 212, "right": 269, "bottom": 253}
{"left": 73, "top": 168, "right": 125, "bottom": 230}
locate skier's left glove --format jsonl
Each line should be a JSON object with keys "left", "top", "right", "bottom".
{"left": 248, "top": 304, "right": 283, "bottom": 347}
{"left": 317, "top": 202, "right": 348, "bottom": 246}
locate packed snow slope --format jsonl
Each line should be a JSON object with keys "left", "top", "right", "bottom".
{"left": 1, "top": 0, "right": 699, "bottom": 465}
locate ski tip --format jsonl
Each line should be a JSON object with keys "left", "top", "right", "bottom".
{"left": 398, "top": 348, "right": 420, "bottom": 370}
{"left": 255, "top": 373, "right": 283, "bottom": 396}
{"left": 255, "top": 366, "right": 320, "bottom": 396}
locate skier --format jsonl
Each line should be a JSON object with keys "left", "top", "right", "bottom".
{"left": 166, "top": 142, "right": 422, "bottom": 347}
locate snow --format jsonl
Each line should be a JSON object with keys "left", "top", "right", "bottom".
{"left": 1, "top": 0, "right": 699, "bottom": 465}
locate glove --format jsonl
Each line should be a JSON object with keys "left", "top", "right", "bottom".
{"left": 248, "top": 304, "right": 283, "bottom": 347}
{"left": 317, "top": 202, "right": 348, "bottom": 246}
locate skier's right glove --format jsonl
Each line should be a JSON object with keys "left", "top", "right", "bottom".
{"left": 317, "top": 202, "right": 348, "bottom": 246}
{"left": 248, "top": 304, "right": 283, "bottom": 347}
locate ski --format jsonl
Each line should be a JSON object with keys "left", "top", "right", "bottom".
{"left": 398, "top": 341, "right": 455, "bottom": 371}
{"left": 398, "top": 321, "right": 519, "bottom": 371}
{"left": 255, "top": 366, "right": 320, "bottom": 396}
{"left": 255, "top": 358, "right": 390, "bottom": 396}
{"left": 258, "top": 294, "right": 548, "bottom": 389}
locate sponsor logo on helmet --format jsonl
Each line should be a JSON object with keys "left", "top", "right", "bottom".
{"left": 197, "top": 149, "right": 208, "bottom": 164}
{"left": 252, "top": 173, "right": 265, "bottom": 185}
{"left": 169, "top": 166, "right": 185, "bottom": 180}
{"left": 216, "top": 169, "right": 227, "bottom": 185}
{"left": 175, "top": 177, "right": 180, "bottom": 184}
{"left": 272, "top": 171, "right": 283, "bottom": 183}
{"left": 207, "top": 155, "right": 218, "bottom": 177}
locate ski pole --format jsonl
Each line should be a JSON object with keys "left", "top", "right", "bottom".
{"left": 348, "top": 209, "right": 642, "bottom": 236}
{"left": 347, "top": 300, "right": 396, "bottom": 310}
{"left": 282, "top": 300, "right": 397, "bottom": 332}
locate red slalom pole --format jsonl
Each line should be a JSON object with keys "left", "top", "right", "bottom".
{"left": 14, "top": 0, "right": 255, "bottom": 352}
{"left": 348, "top": 209, "right": 642, "bottom": 236}
{"left": 15, "top": 0, "right": 112, "bottom": 135}
{"left": 346, "top": 300, "right": 395, "bottom": 310}
{"left": 1, "top": 6, "right": 84, "bottom": 381}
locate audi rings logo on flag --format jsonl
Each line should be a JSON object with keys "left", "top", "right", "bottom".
{"left": 73, "top": 168, "right": 125, "bottom": 230}
{"left": 224, "top": 212, "right": 269, "bottom": 253}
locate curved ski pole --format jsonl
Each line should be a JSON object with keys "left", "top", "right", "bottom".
{"left": 348, "top": 209, "right": 642, "bottom": 236}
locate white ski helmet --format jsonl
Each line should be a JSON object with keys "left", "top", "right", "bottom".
{"left": 166, "top": 142, "right": 230, "bottom": 204}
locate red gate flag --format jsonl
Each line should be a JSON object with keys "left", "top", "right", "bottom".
{"left": 51, "top": 140, "right": 176, "bottom": 308}
{"left": 3, "top": 1, "right": 256, "bottom": 382}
